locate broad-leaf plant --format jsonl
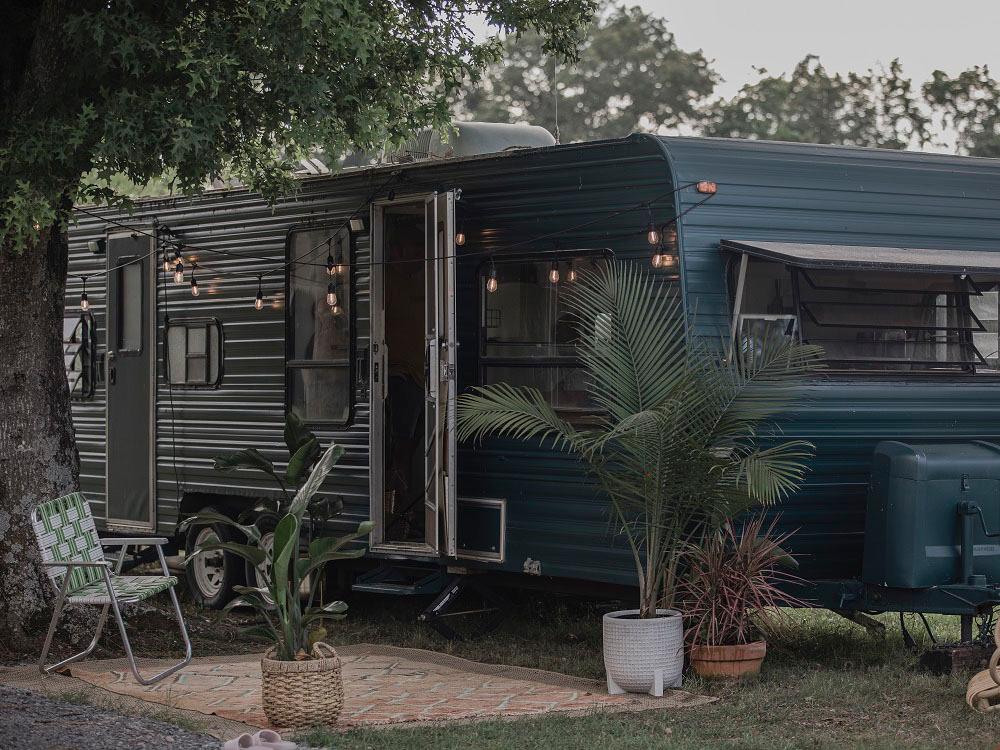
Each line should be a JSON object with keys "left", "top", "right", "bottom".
{"left": 182, "top": 440, "right": 371, "bottom": 660}
{"left": 457, "top": 261, "right": 823, "bottom": 618}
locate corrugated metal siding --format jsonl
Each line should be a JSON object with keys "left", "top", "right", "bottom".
{"left": 68, "top": 136, "right": 677, "bottom": 586}
{"left": 658, "top": 135, "right": 1000, "bottom": 579}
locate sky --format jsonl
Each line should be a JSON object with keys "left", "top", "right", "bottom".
{"left": 642, "top": 0, "right": 998, "bottom": 99}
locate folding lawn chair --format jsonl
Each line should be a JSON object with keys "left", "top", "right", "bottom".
{"left": 31, "top": 492, "right": 192, "bottom": 685}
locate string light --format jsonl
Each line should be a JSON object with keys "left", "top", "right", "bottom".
{"left": 664, "top": 222, "right": 678, "bottom": 248}
{"left": 73, "top": 178, "right": 715, "bottom": 312}
{"left": 334, "top": 246, "right": 346, "bottom": 276}
{"left": 254, "top": 275, "right": 264, "bottom": 311}
{"left": 646, "top": 206, "right": 660, "bottom": 246}
{"left": 326, "top": 281, "right": 338, "bottom": 307}
{"left": 79, "top": 276, "right": 90, "bottom": 312}
{"left": 486, "top": 259, "right": 498, "bottom": 294}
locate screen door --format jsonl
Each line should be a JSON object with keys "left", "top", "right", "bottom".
{"left": 105, "top": 231, "right": 156, "bottom": 529}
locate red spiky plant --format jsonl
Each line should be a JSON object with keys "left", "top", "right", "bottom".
{"left": 678, "top": 516, "right": 807, "bottom": 647}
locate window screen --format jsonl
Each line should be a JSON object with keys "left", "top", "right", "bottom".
{"left": 480, "top": 255, "right": 608, "bottom": 411}
{"left": 735, "top": 258, "right": 1000, "bottom": 374}
{"left": 118, "top": 261, "right": 142, "bottom": 352}
{"left": 286, "top": 227, "right": 352, "bottom": 424}
{"left": 165, "top": 318, "right": 223, "bottom": 386}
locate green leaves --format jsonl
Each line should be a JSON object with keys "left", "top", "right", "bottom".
{"left": 214, "top": 448, "right": 276, "bottom": 475}
{"left": 188, "top": 437, "right": 367, "bottom": 661}
{"left": 285, "top": 437, "right": 320, "bottom": 484}
{"left": 289, "top": 444, "right": 345, "bottom": 518}
{"left": 458, "top": 4, "right": 714, "bottom": 143}
{"left": 3, "top": 0, "right": 597, "bottom": 252}
{"left": 454, "top": 260, "right": 821, "bottom": 613}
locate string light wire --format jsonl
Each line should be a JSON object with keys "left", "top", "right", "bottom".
{"left": 69, "top": 180, "right": 715, "bottom": 305}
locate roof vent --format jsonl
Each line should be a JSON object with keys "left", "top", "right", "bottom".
{"left": 341, "top": 122, "right": 556, "bottom": 169}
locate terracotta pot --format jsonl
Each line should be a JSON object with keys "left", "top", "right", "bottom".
{"left": 690, "top": 640, "right": 766, "bottom": 678}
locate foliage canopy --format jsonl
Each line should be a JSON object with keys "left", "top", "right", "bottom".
{"left": 0, "top": 0, "right": 596, "bottom": 251}
{"left": 458, "top": 3, "right": 717, "bottom": 142}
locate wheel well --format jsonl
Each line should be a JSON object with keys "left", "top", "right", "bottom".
{"left": 177, "top": 492, "right": 253, "bottom": 529}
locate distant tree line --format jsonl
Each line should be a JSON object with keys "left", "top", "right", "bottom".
{"left": 457, "top": 3, "right": 1000, "bottom": 156}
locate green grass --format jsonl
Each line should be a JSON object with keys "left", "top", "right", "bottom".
{"left": 33, "top": 588, "right": 1000, "bottom": 749}
{"left": 297, "top": 597, "right": 1000, "bottom": 750}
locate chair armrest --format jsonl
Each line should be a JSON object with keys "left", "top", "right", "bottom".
{"left": 100, "top": 537, "right": 169, "bottom": 547}
{"left": 41, "top": 560, "right": 111, "bottom": 569}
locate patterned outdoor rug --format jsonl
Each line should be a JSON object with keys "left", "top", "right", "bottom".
{"left": 52, "top": 644, "right": 712, "bottom": 731}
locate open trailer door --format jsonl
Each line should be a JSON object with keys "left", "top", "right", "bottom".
{"left": 369, "top": 191, "right": 457, "bottom": 556}
{"left": 427, "top": 191, "right": 458, "bottom": 557}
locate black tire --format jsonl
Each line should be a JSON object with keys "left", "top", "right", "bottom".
{"left": 184, "top": 507, "right": 246, "bottom": 609}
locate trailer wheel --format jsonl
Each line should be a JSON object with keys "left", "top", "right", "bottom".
{"left": 244, "top": 513, "right": 310, "bottom": 606}
{"left": 185, "top": 509, "right": 245, "bottom": 609}
{"left": 245, "top": 514, "right": 279, "bottom": 608}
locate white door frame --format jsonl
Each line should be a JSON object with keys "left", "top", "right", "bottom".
{"left": 368, "top": 192, "right": 458, "bottom": 556}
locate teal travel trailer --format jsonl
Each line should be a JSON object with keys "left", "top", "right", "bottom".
{"left": 64, "top": 125, "right": 1000, "bottom": 635}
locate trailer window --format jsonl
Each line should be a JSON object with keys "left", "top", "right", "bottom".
{"left": 165, "top": 318, "right": 223, "bottom": 387}
{"left": 64, "top": 314, "right": 97, "bottom": 399}
{"left": 286, "top": 227, "right": 353, "bottom": 424}
{"left": 734, "top": 258, "right": 1000, "bottom": 373}
{"left": 479, "top": 255, "right": 607, "bottom": 411}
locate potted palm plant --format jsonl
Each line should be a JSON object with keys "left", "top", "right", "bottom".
{"left": 456, "top": 261, "right": 820, "bottom": 695}
{"left": 679, "top": 516, "right": 805, "bottom": 678}
{"left": 182, "top": 444, "right": 372, "bottom": 727}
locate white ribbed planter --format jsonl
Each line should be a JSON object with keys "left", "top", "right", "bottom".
{"left": 603, "top": 609, "right": 684, "bottom": 696}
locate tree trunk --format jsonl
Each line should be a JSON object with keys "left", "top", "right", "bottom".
{"left": 0, "top": 220, "right": 80, "bottom": 649}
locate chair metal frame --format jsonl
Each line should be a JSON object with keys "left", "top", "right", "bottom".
{"left": 33, "top": 496, "right": 192, "bottom": 685}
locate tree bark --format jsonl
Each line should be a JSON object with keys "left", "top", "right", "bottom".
{"left": 0, "top": 220, "right": 80, "bottom": 649}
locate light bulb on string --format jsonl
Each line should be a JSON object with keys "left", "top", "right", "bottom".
{"left": 664, "top": 222, "right": 678, "bottom": 249}
{"left": 334, "top": 247, "right": 346, "bottom": 276}
{"left": 486, "top": 259, "right": 498, "bottom": 294}
{"left": 455, "top": 224, "right": 466, "bottom": 247}
{"left": 331, "top": 304, "right": 343, "bottom": 316}
{"left": 646, "top": 206, "right": 660, "bottom": 246}
{"left": 549, "top": 261, "right": 560, "bottom": 284}
{"left": 327, "top": 281, "right": 338, "bottom": 307}
{"left": 79, "top": 276, "right": 90, "bottom": 312}
{"left": 163, "top": 247, "right": 173, "bottom": 273}
{"left": 567, "top": 261, "right": 578, "bottom": 284}
{"left": 326, "top": 240, "right": 336, "bottom": 276}
{"left": 652, "top": 240, "right": 665, "bottom": 268}
{"left": 189, "top": 263, "right": 199, "bottom": 297}
{"left": 173, "top": 259, "right": 185, "bottom": 284}
{"left": 254, "top": 275, "right": 264, "bottom": 311}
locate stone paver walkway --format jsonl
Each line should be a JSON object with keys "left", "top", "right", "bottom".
{"left": 62, "top": 644, "right": 712, "bottom": 730}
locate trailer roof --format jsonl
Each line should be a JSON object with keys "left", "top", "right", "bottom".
{"left": 720, "top": 239, "right": 1000, "bottom": 275}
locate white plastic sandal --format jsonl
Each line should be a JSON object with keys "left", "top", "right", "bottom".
{"left": 251, "top": 730, "right": 297, "bottom": 750}
{"left": 222, "top": 734, "right": 268, "bottom": 750}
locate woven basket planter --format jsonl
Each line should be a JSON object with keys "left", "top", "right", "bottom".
{"left": 603, "top": 609, "right": 684, "bottom": 697}
{"left": 690, "top": 640, "right": 767, "bottom": 678}
{"left": 261, "top": 643, "right": 344, "bottom": 728}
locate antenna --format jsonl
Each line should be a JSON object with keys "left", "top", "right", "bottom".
{"left": 553, "top": 57, "right": 560, "bottom": 144}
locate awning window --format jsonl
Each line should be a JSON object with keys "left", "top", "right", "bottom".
{"left": 723, "top": 240, "right": 1000, "bottom": 375}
